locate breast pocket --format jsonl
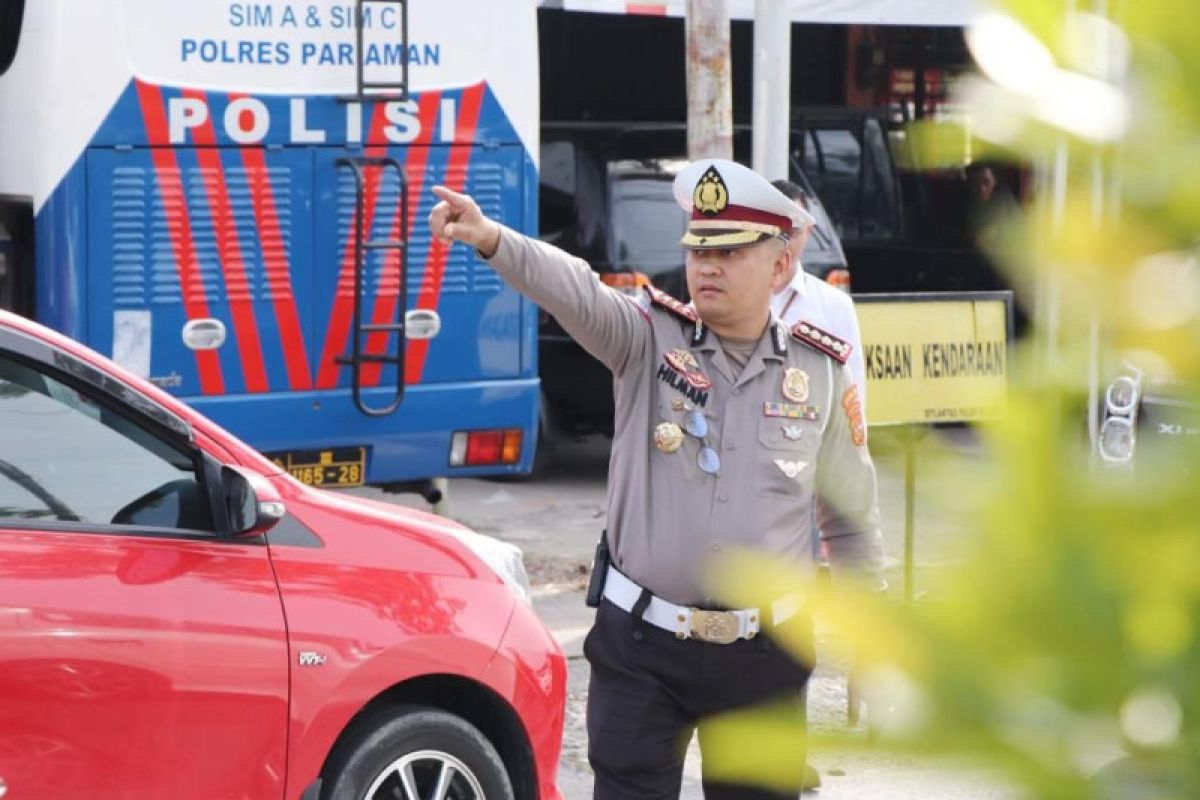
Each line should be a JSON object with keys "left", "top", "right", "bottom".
{"left": 754, "top": 417, "right": 821, "bottom": 497}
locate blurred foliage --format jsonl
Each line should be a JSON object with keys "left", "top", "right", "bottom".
{"left": 707, "top": 1, "right": 1200, "bottom": 798}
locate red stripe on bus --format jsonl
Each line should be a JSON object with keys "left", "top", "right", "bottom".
{"left": 315, "top": 103, "right": 390, "bottom": 389}
{"left": 626, "top": 4, "right": 668, "bottom": 14}
{"left": 235, "top": 126, "right": 313, "bottom": 390}
{"left": 405, "top": 83, "right": 485, "bottom": 384}
{"left": 184, "top": 90, "right": 270, "bottom": 393}
{"left": 360, "top": 91, "right": 441, "bottom": 387}
{"left": 134, "top": 82, "right": 226, "bottom": 396}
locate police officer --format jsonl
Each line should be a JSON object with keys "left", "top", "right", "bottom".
{"left": 429, "top": 158, "right": 884, "bottom": 800}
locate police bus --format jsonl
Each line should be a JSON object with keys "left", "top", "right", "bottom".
{"left": 0, "top": 0, "right": 540, "bottom": 495}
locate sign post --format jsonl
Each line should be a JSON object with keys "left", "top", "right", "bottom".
{"left": 855, "top": 291, "right": 1013, "bottom": 599}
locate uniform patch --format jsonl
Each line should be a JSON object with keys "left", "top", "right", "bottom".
{"left": 781, "top": 367, "right": 809, "bottom": 403}
{"left": 789, "top": 320, "right": 851, "bottom": 364}
{"left": 661, "top": 349, "right": 713, "bottom": 394}
{"left": 646, "top": 286, "right": 697, "bottom": 322}
{"left": 774, "top": 459, "right": 808, "bottom": 479}
{"left": 764, "top": 401, "right": 820, "bottom": 420}
{"left": 657, "top": 364, "right": 710, "bottom": 407}
{"left": 843, "top": 385, "right": 867, "bottom": 446}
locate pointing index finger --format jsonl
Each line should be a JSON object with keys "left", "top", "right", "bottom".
{"left": 431, "top": 185, "right": 467, "bottom": 208}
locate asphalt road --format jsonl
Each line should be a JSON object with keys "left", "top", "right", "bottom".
{"left": 349, "top": 429, "right": 1020, "bottom": 799}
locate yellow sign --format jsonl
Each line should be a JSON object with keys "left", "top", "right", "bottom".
{"left": 855, "top": 292, "right": 1011, "bottom": 426}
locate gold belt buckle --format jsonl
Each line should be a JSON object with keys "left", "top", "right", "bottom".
{"left": 689, "top": 610, "right": 740, "bottom": 644}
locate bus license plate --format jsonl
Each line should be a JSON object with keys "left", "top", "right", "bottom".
{"left": 267, "top": 446, "right": 367, "bottom": 488}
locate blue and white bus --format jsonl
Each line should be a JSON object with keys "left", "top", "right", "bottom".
{"left": 0, "top": 0, "right": 541, "bottom": 493}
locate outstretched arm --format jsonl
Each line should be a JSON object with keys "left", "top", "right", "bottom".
{"left": 429, "top": 186, "right": 650, "bottom": 374}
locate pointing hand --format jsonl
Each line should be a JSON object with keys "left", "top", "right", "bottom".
{"left": 428, "top": 185, "right": 501, "bottom": 258}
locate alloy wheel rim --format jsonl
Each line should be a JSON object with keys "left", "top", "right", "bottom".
{"left": 363, "top": 749, "right": 486, "bottom": 800}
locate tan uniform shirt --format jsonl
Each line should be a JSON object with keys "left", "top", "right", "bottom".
{"left": 488, "top": 228, "right": 883, "bottom": 606}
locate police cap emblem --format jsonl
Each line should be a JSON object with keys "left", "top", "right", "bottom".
{"left": 692, "top": 166, "right": 730, "bottom": 216}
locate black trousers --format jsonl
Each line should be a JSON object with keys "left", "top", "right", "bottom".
{"left": 584, "top": 599, "right": 812, "bottom": 800}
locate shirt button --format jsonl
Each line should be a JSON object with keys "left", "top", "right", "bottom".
{"left": 710, "top": 542, "right": 722, "bottom": 552}
{"left": 732, "top": 388, "right": 741, "bottom": 396}
{"left": 725, "top": 441, "right": 736, "bottom": 451}
{"left": 718, "top": 492, "right": 729, "bottom": 502}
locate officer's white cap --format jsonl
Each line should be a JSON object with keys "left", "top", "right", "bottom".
{"left": 673, "top": 158, "right": 816, "bottom": 250}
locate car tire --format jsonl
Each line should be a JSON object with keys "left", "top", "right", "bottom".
{"left": 322, "top": 705, "right": 514, "bottom": 800}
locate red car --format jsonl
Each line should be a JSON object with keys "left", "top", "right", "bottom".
{"left": 0, "top": 310, "right": 565, "bottom": 799}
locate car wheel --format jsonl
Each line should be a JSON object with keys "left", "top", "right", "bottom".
{"left": 323, "top": 705, "right": 514, "bottom": 800}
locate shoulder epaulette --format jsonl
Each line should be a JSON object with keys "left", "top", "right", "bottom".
{"left": 645, "top": 286, "right": 697, "bottom": 323}
{"left": 790, "top": 320, "right": 851, "bottom": 364}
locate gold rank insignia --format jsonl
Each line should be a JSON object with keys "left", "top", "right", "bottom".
{"left": 693, "top": 166, "right": 729, "bottom": 216}
{"left": 782, "top": 367, "right": 809, "bottom": 403}
{"left": 654, "top": 421, "right": 684, "bottom": 453}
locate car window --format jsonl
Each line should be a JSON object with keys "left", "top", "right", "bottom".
{"left": 0, "top": 352, "right": 214, "bottom": 532}
{"left": 608, "top": 176, "right": 686, "bottom": 277}
{"left": 800, "top": 124, "right": 900, "bottom": 241}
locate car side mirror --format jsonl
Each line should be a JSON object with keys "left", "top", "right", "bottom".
{"left": 221, "top": 465, "right": 285, "bottom": 537}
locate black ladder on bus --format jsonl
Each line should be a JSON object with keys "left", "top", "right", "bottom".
{"left": 334, "top": 156, "right": 408, "bottom": 417}
{"left": 354, "top": 0, "right": 409, "bottom": 100}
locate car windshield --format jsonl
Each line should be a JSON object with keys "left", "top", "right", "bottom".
{"left": 608, "top": 175, "right": 686, "bottom": 277}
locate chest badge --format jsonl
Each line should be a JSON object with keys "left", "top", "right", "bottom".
{"left": 782, "top": 368, "right": 809, "bottom": 403}
{"left": 654, "top": 421, "right": 685, "bottom": 453}
{"left": 664, "top": 349, "right": 712, "bottom": 390}
{"left": 782, "top": 425, "right": 805, "bottom": 441}
{"left": 665, "top": 348, "right": 699, "bottom": 372}
{"left": 774, "top": 459, "right": 808, "bottom": 479}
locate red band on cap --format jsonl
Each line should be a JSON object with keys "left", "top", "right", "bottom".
{"left": 691, "top": 203, "right": 791, "bottom": 231}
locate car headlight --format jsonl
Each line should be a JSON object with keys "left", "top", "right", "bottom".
{"left": 446, "top": 527, "right": 532, "bottom": 603}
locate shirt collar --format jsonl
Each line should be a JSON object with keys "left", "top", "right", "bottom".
{"left": 786, "top": 266, "right": 810, "bottom": 298}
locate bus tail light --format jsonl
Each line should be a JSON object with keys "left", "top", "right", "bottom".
{"left": 824, "top": 268, "right": 852, "bottom": 293}
{"left": 450, "top": 429, "right": 524, "bottom": 466}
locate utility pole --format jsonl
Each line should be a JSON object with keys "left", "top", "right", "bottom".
{"left": 686, "top": 0, "right": 733, "bottom": 160}
{"left": 752, "top": 0, "right": 791, "bottom": 180}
